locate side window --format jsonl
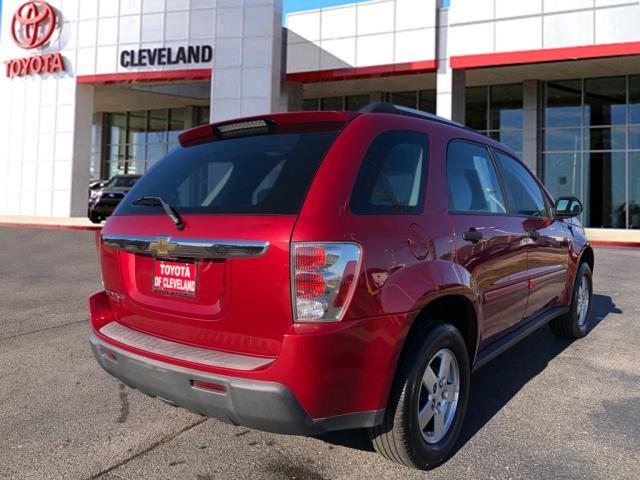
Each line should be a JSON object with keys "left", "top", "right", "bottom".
{"left": 350, "top": 130, "right": 428, "bottom": 214}
{"left": 493, "top": 150, "right": 548, "bottom": 217}
{"left": 447, "top": 140, "right": 507, "bottom": 214}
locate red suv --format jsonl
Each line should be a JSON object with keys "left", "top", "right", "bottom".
{"left": 89, "top": 103, "right": 594, "bottom": 469}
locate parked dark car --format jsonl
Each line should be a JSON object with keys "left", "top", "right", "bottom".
{"left": 89, "top": 103, "right": 594, "bottom": 470}
{"left": 88, "top": 174, "right": 141, "bottom": 223}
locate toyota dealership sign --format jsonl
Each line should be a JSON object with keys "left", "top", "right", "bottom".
{"left": 4, "top": 1, "right": 66, "bottom": 77}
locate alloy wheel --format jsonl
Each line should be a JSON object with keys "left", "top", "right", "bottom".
{"left": 577, "top": 275, "right": 590, "bottom": 327}
{"left": 417, "top": 349, "right": 460, "bottom": 444}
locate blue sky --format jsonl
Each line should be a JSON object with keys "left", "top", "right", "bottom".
{"left": 0, "top": 1, "right": 364, "bottom": 32}
{"left": 0, "top": 0, "right": 450, "bottom": 35}
{"left": 283, "top": 0, "right": 370, "bottom": 15}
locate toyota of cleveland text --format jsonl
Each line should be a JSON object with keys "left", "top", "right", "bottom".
{"left": 88, "top": 103, "right": 594, "bottom": 470}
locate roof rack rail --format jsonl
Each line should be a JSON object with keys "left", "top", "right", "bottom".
{"left": 358, "top": 102, "right": 467, "bottom": 129}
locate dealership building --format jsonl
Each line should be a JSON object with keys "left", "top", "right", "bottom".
{"left": 1, "top": 0, "right": 640, "bottom": 238}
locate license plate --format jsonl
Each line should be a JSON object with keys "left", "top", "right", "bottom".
{"left": 153, "top": 260, "right": 197, "bottom": 298}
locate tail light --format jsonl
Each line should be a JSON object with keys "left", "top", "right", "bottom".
{"left": 291, "top": 243, "right": 362, "bottom": 322}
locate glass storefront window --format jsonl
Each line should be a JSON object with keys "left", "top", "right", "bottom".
{"left": 168, "top": 109, "right": 185, "bottom": 144}
{"left": 389, "top": 91, "right": 417, "bottom": 109}
{"left": 584, "top": 127, "right": 626, "bottom": 151}
{"left": 584, "top": 77, "right": 626, "bottom": 126}
{"left": 101, "top": 108, "right": 187, "bottom": 178}
{"left": 465, "top": 86, "right": 487, "bottom": 131}
{"left": 345, "top": 95, "right": 370, "bottom": 111}
{"left": 629, "top": 126, "right": 640, "bottom": 150}
{"left": 465, "top": 84, "right": 523, "bottom": 155}
{"left": 108, "top": 144, "right": 126, "bottom": 177}
{"left": 544, "top": 128, "right": 581, "bottom": 152}
{"left": 419, "top": 90, "right": 436, "bottom": 114}
{"left": 630, "top": 153, "right": 640, "bottom": 229}
{"left": 543, "top": 153, "right": 583, "bottom": 201}
{"left": 320, "top": 97, "right": 343, "bottom": 110}
{"left": 545, "top": 80, "right": 582, "bottom": 128}
{"left": 128, "top": 111, "right": 146, "bottom": 144}
{"left": 628, "top": 76, "right": 640, "bottom": 124}
{"left": 490, "top": 84, "right": 523, "bottom": 130}
{"left": 303, "top": 91, "right": 435, "bottom": 114}
{"left": 195, "top": 106, "right": 211, "bottom": 125}
{"left": 586, "top": 152, "right": 626, "bottom": 229}
{"left": 490, "top": 130, "right": 523, "bottom": 153}
{"left": 110, "top": 113, "right": 127, "bottom": 145}
{"left": 148, "top": 109, "right": 168, "bottom": 144}
{"left": 302, "top": 98, "right": 319, "bottom": 111}
{"left": 542, "top": 76, "right": 640, "bottom": 229}
{"left": 128, "top": 144, "right": 147, "bottom": 174}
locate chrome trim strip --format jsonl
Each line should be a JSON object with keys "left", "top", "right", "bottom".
{"left": 102, "top": 234, "right": 269, "bottom": 259}
{"left": 99, "top": 322, "right": 275, "bottom": 371}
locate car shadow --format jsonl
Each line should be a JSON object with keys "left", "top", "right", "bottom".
{"left": 315, "top": 294, "right": 620, "bottom": 456}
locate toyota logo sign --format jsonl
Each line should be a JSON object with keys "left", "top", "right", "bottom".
{"left": 4, "top": 0, "right": 65, "bottom": 78}
{"left": 11, "top": 1, "right": 57, "bottom": 50}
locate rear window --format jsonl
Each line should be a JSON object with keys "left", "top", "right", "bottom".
{"left": 116, "top": 131, "right": 339, "bottom": 216}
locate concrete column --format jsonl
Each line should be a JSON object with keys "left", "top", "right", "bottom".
{"left": 522, "top": 80, "right": 539, "bottom": 173}
{"left": 435, "top": 8, "right": 465, "bottom": 123}
{"left": 281, "top": 81, "right": 303, "bottom": 112}
{"left": 70, "top": 84, "right": 95, "bottom": 217}
{"left": 211, "top": 0, "right": 284, "bottom": 122}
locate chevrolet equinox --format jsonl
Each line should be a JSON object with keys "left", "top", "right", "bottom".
{"left": 89, "top": 103, "right": 594, "bottom": 469}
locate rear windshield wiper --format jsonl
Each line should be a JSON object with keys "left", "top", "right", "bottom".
{"left": 132, "top": 196, "right": 185, "bottom": 231}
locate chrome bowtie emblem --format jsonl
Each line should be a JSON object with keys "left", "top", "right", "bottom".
{"left": 149, "top": 237, "right": 177, "bottom": 257}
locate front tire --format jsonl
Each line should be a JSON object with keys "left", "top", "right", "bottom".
{"left": 549, "top": 262, "right": 593, "bottom": 339}
{"left": 89, "top": 211, "right": 102, "bottom": 224}
{"left": 369, "top": 322, "right": 470, "bottom": 470}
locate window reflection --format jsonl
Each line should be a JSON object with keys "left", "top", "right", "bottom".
{"left": 345, "top": 95, "right": 370, "bottom": 111}
{"left": 542, "top": 76, "right": 640, "bottom": 229}
{"left": 490, "top": 84, "right": 523, "bottom": 130}
{"left": 465, "top": 86, "right": 487, "bottom": 131}
{"left": 584, "top": 77, "right": 626, "bottom": 126}
{"left": 465, "top": 84, "right": 523, "bottom": 156}
{"left": 546, "top": 80, "right": 582, "bottom": 128}
{"left": 586, "top": 152, "right": 626, "bottom": 229}
{"left": 389, "top": 91, "right": 418, "bottom": 109}
{"left": 302, "top": 92, "right": 435, "bottom": 114}
{"left": 630, "top": 153, "right": 640, "bottom": 229}
{"left": 543, "top": 153, "right": 582, "bottom": 201}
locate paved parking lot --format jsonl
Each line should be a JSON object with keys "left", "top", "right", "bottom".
{"left": 1, "top": 226, "right": 639, "bottom": 480}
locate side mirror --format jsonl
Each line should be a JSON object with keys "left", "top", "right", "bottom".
{"left": 555, "top": 196, "right": 583, "bottom": 219}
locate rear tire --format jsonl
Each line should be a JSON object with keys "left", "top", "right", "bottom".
{"left": 369, "top": 322, "right": 470, "bottom": 470}
{"left": 549, "top": 262, "right": 593, "bottom": 339}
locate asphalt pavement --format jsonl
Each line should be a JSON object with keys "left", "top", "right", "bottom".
{"left": 1, "top": 226, "right": 638, "bottom": 480}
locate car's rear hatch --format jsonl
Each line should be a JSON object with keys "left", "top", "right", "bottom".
{"left": 98, "top": 112, "right": 354, "bottom": 358}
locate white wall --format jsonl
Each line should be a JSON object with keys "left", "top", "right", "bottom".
{"left": 449, "top": 0, "right": 640, "bottom": 57}
{"left": 211, "top": 0, "right": 283, "bottom": 122}
{"left": 0, "top": 0, "right": 283, "bottom": 217}
{"left": 285, "top": 0, "right": 437, "bottom": 73}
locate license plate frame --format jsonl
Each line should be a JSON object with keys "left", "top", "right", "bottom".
{"left": 152, "top": 259, "right": 198, "bottom": 298}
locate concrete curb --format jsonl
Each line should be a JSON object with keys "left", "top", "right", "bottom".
{"left": 0, "top": 222, "right": 102, "bottom": 231}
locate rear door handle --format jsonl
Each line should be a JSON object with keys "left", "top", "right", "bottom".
{"left": 462, "top": 229, "right": 483, "bottom": 243}
{"left": 527, "top": 229, "right": 540, "bottom": 241}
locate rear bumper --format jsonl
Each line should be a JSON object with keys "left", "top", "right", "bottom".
{"left": 90, "top": 332, "right": 383, "bottom": 435}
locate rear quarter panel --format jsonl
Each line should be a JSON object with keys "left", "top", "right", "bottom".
{"left": 293, "top": 114, "right": 482, "bottom": 351}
